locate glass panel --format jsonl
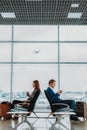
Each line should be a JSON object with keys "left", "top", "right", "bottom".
{"left": 60, "top": 64, "right": 87, "bottom": 92}
{"left": 0, "top": 43, "right": 11, "bottom": 62}
{"left": 0, "top": 65, "right": 10, "bottom": 101}
{"left": 13, "top": 43, "right": 58, "bottom": 62}
{"left": 0, "top": 26, "right": 11, "bottom": 41}
{"left": 13, "top": 64, "right": 58, "bottom": 99}
{"left": 60, "top": 26, "right": 87, "bottom": 41}
{"left": 60, "top": 43, "right": 87, "bottom": 62}
{"left": 14, "top": 25, "right": 58, "bottom": 41}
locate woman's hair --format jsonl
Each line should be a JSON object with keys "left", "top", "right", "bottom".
{"left": 33, "top": 80, "right": 40, "bottom": 90}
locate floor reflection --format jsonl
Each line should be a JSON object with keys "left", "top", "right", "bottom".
{"left": 9, "top": 115, "right": 73, "bottom": 130}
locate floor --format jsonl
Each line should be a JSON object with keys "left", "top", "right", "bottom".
{"left": 0, "top": 116, "right": 87, "bottom": 130}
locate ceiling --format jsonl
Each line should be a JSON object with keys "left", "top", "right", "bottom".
{"left": 0, "top": 0, "right": 87, "bottom": 25}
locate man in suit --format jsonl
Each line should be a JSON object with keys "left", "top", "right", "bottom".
{"left": 46, "top": 79, "right": 79, "bottom": 121}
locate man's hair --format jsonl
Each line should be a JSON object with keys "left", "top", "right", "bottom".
{"left": 49, "top": 79, "right": 56, "bottom": 85}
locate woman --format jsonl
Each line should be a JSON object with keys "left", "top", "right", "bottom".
{"left": 11, "top": 80, "right": 40, "bottom": 109}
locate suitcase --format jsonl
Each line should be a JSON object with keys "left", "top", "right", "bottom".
{"left": 0, "top": 102, "right": 11, "bottom": 119}
{"left": 75, "top": 101, "right": 87, "bottom": 119}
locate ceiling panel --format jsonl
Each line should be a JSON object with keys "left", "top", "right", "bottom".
{"left": 0, "top": 0, "right": 86, "bottom": 25}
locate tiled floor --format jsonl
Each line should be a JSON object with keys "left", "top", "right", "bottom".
{"left": 0, "top": 116, "right": 87, "bottom": 130}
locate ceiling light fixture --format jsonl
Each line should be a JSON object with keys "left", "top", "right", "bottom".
{"left": 67, "top": 12, "right": 82, "bottom": 18}
{"left": 1, "top": 12, "right": 16, "bottom": 18}
{"left": 71, "top": 4, "right": 79, "bottom": 8}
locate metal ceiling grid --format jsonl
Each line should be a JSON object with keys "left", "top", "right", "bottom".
{"left": 0, "top": 0, "right": 87, "bottom": 25}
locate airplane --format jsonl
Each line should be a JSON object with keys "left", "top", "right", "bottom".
{"left": 33, "top": 50, "right": 40, "bottom": 54}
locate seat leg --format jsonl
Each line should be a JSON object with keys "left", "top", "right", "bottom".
{"left": 52, "top": 115, "right": 71, "bottom": 130}
{"left": 49, "top": 118, "right": 60, "bottom": 130}
{"left": 26, "top": 121, "right": 34, "bottom": 130}
{"left": 22, "top": 115, "right": 34, "bottom": 130}
{"left": 12, "top": 114, "right": 33, "bottom": 130}
{"left": 58, "top": 115, "right": 71, "bottom": 130}
{"left": 59, "top": 122, "right": 70, "bottom": 130}
{"left": 52, "top": 121, "right": 58, "bottom": 128}
{"left": 13, "top": 121, "right": 24, "bottom": 130}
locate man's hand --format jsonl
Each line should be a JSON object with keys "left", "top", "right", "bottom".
{"left": 58, "top": 90, "right": 62, "bottom": 95}
{"left": 26, "top": 91, "right": 30, "bottom": 97}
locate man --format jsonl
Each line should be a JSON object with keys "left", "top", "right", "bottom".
{"left": 46, "top": 79, "right": 78, "bottom": 121}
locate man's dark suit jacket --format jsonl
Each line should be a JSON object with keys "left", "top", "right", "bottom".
{"left": 46, "top": 87, "right": 60, "bottom": 103}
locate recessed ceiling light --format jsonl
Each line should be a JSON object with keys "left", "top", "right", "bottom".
{"left": 1, "top": 12, "right": 16, "bottom": 18}
{"left": 67, "top": 13, "right": 82, "bottom": 19}
{"left": 71, "top": 4, "right": 79, "bottom": 8}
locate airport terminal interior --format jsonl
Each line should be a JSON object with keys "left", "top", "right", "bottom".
{"left": 0, "top": 0, "right": 87, "bottom": 130}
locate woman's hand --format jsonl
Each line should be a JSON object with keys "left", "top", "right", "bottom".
{"left": 22, "top": 102, "right": 30, "bottom": 108}
{"left": 23, "top": 100, "right": 30, "bottom": 103}
{"left": 26, "top": 91, "right": 30, "bottom": 97}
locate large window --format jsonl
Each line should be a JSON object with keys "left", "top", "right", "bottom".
{"left": 13, "top": 64, "right": 58, "bottom": 99}
{"left": 0, "top": 25, "right": 87, "bottom": 101}
{"left": 60, "top": 43, "right": 87, "bottom": 62}
{"left": 14, "top": 43, "right": 58, "bottom": 62}
{"left": 60, "top": 26, "right": 87, "bottom": 41}
{"left": 0, "top": 65, "right": 11, "bottom": 101}
{"left": 0, "top": 26, "right": 11, "bottom": 41}
{"left": 14, "top": 25, "right": 58, "bottom": 41}
{"left": 60, "top": 64, "right": 87, "bottom": 92}
{"left": 60, "top": 26, "right": 87, "bottom": 101}
{"left": 0, "top": 25, "right": 58, "bottom": 101}
{"left": 60, "top": 64, "right": 87, "bottom": 100}
{"left": 0, "top": 43, "right": 11, "bottom": 62}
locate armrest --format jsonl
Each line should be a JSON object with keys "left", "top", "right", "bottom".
{"left": 52, "top": 103, "right": 69, "bottom": 111}
{"left": 14, "top": 103, "right": 22, "bottom": 108}
{"left": 14, "top": 102, "right": 30, "bottom": 109}
{"left": 52, "top": 103, "right": 69, "bottom": 108}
